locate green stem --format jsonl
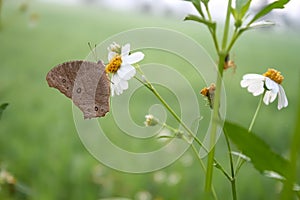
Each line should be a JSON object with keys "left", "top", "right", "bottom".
{"left": 224, "top": 127, "right": 237, "bottom": 200}
{"left": 209, "top": 29, "right": 220, "bottom": 54}
{"left": 222, "top": 0, "right": 232, "bottom": 50}
{"left": 194, "top": 3, "right": 219, "bottom": 53}
{"left": 205, "top": 52, "right": 226, "bottom": 193}
{"left": 226, "top": 29, "right": 241, "bottom": 53}
{"left": 135, "top": 74, "right": 231, "bottom": 181}
{"left": 204, "top": 3, "right": 212, "bottom": 21}
{"left": 205, "top": 0, "right": 231, "bottom": 190}
{"left": 235, "top": 92, "right": 264, "bottom": 173}
{"left": 134, "top": 73, "right": 205, "bottom": 148}
{"left": 248, "top": 91, "right": 264, "bottom": 132}
{"left": 192, "top": 1, "right": 205, "bottom": 18}
{"left": 190, "top": 144, "right": 219, "bottom": 200}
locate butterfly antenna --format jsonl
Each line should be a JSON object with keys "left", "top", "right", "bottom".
{"left": 94, "top": 44, "right": 100, "bottom": 61}
{"left": 88, "top": 42, "right": 98, "bottom": 62}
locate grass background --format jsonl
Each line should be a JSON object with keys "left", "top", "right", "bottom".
{"left": 0, "top": 1, "right": 300, "bottom": 200}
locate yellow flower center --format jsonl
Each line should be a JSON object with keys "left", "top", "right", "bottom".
{"left": 105, "top": 55, "right": 122, "bottom": 73}
{"left": 263, "top": 68, "right": 284, "bottom": 84}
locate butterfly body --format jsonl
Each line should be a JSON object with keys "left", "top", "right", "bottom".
{"left": 46, "top": 60, "right": 110, "bottom": 119}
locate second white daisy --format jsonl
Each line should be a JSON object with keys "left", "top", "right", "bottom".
{"left": 240, "top": 68, "right": 288, "bottom": 110}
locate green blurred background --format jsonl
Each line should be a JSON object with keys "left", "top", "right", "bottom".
{"left": 0, "top": 0, "right": 300, "bottom": 199}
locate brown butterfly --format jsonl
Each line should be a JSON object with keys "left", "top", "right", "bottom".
{"left": 46, "top": 60, "right": 110, "bottom": 119}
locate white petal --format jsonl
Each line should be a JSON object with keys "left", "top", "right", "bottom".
{"left": 110, "top": 75, "right": 119, "bottom": 96}
{"left": 117, "top": 64, "right": 136, "bottom": 80}
{"left": 108, "top": 52, "right": 117, "bottom": 61}
{"left": 110, "top": 73, "right": 129, "bottom": 96}
{"left": 247, "top": 80, "right": 264, "bottom": 96}
{"left": 123, "top": 52, "right": 144, "bottom": 64}
{"left": 241, "top": 74, "right": 265, "bottom": 96}
{"left": 263, "top": 91, "right": 271, "bottom": 105}
{"left": 242, "top": 74, "right": 265, "bottom": 80}
{"left": 277, "top": 85, "right": 288, "bottom": 110}
{"left": 241, "top": 79, "right": 257, "bottom": 88}
{"left": 111, "top": 83, "right": 116, "bottom": 96}
{"left": 263, "top": 90, "right": 277, "bottom": 105}
{"left": 269, "top": 91, "right": 277, "bottom": 103}
{"left": 111, "top": 73, "right": 119, "bottom": 84}
{"left": 119, "top": 79, "right": 128, "bottom": 90}
{"left": 121, "top": 43, "right": 130, "bottom": 56}
{"left": 115, "top": 85, "right": 123, "bottom": 95}
{"left": 111, "top": 74, "right": 122, "bottom": 96}
{"left": 265, "top": 78, "right": 279, "bottom": 94}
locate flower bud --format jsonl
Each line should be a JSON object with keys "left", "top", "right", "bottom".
{"left": 144, "top": 114, "right": 158, "bottom": 127}
{"left": 107, "top": 42, "right": 121, "bottom": 54}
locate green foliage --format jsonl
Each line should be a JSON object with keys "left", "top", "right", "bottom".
{"left": 184, "top": 14, "right": 216, "bottom": 31}
{"left": 0, "top": 103, "right": 9, "bottom": 120}
{"left": 224, "top": 121, "right": 290, "bottom": 178}
{"left": 0, "top": 0, "right": 2, "bottom": 28}
{"left": 184, "top": 0, "right": 205, "bottom": 17}
{"left": 249, "top": 0, "right": 290, "bottom": 25}
{"left": 231, "top": 0, "right": 251, "bottom": 28}
{"left": 281, "top": 82, "right": 300, "bottom": 199}
{"left": 200, "top": 0, "right": 209, "bottom": 5}
{"left": 1, "top": 2, "right": 299, "bottom": 200}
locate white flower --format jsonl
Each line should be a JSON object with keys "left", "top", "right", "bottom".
{"left": 144, "top": 114, "right": 158, "bottom": 127}
{"left": 107, "top": 42, "right": 121, "bottom": 54}
{"left": 241, "top": 68, "right": 288, "bottom": 110}
{"left": 105, "top": 43, "right": 144, "bottom": 96}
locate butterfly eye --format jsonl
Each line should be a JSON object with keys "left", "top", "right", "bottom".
{"left": 94, "top": 106, "right": 98, "bottom": 111}
{"left": 76, "top": 88, "right": 82, "bottom": 93}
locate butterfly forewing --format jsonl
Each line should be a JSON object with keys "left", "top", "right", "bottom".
{"left": 46, "top": 60, "right": 110, "bottom": 119}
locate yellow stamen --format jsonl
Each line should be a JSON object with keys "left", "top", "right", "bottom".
{"left": 263, "top": 68, "right": 284, "bottom": 84}
{"left": 105, "top": 55, "right": 122, "bottom": 73}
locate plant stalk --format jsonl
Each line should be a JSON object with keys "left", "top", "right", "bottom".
{"left": 204, "top": 52, "right": 226, "bottom": 193}
{"left": 235, "top": 92, "right": 264, "bottom": 174}
{"left": 224, "top": 127, "right": 237, "bottom": 200}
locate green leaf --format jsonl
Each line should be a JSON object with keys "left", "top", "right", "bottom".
{"left": 236, "top": 0, "right": 251, "bottom": 12}
{"left": 231, "top": 0, "right": 251, "bottom": 28}
{"left": 183, "top": 0, "right": 205, "bottom": 18}
{"left": 280, "top": 77, "right": 300, "bottom": 199}
{"left": 231, "top": 0, "right": 251, "bottom": 21}
{"left": 249, "top": 0, "right": 290, "bottom": 24}
{"left": 0, "top": 103, "right": 9, "bottom": 119}
{"left": 224, "top": 121, "right": 290, "bottom": 178}
{"left": 230, "top": 7, "right": 238, "bottom": 21}
{"left": 240, "top": 0, "right": 251, "bottom": 19}
{"left": 184, "top": 14, "right": 216, "bottom": 31}
{"left": 200, "top": 0, "right": 209, "bottom": 5}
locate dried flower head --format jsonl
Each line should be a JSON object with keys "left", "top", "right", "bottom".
{"left": 200, "top": 83, "right": 216, "bottom": 109}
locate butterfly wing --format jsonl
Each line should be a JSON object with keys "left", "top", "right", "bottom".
{"left": 46, "top": 60, "right": 110, "bottom": 119}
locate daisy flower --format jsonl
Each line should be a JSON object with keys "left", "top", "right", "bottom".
{"left": 105, "top": 43, "right": 144, "bottom": 96}
{"left": 240, "top": 68, "right": 288, "bottom": 110}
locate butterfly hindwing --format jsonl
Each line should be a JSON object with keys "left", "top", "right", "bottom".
{"left": 46, "top": 60, "right": 110, "bottom": 119}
